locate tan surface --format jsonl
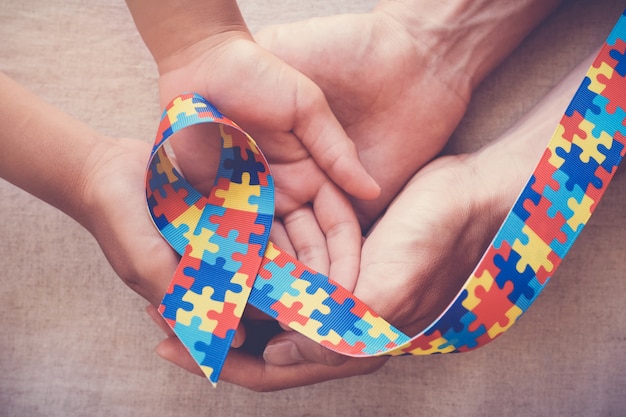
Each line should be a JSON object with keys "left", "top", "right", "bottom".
{"left": 1, "top": 1, "right": 625, "bottom": 416}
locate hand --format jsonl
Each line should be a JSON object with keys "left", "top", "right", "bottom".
{"left": 255, "top": 10, "right": 471, "bottom": 227}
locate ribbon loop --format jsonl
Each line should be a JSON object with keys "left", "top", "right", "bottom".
{"left": 146, "top": 93, "right": 274, "bottom": 384}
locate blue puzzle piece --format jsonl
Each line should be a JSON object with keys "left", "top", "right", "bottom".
{"left": 565, "top": 77, "right": 601, "bottom": 118}
{"left": 427, "top": 290, "right": 473, "bottom": 336}
{"left": 203, "top": 229, "right": 247, "bottom": 271}
{"left": 311, "top": 297, "right": 363, "bottom": 338}
{"left": 343, "top": 319, "right": 374, "bottom": 346}
{"left": 184, "top": 257, "right": 240, "bottom": 301}
{"left": 551, "top": 221, "right": 584, "bottom": 259}
{"left": 555, "top": 144, "right": 603, "bottom": 193}
{"left": 493, "top": 251, "right": 537, "bottom": 305}
{"left": 224, "top": 146, "right": 267, "bottom": 185}
{"left": 542, "top": 170, "right": 585, "bottom": 220}
{"left": 599, "top": 140, "right": 625, "bottom": 174}
{"left": 439, "top": 309, "right": 487, "bottom": 351}
{"left": 170, "top": 315, "right": 232, "bottom": 384}
{"left": 587, "top": 94, "right": 626, "bottom": 138}
{"left": 299, "top": 270, "right": 339, "bottom": 296}
{"left": 194, "top": 328, "right": 236, "bottom": 384}
{"left": 610, "top": 47, "right": 626, "bottom": 77}
{"left": 248, "top": 178, "right": 275, "bottom": 215}
{"left": 253, "top": 261, "right": 301, "bottom": 302}
{"left": 249, "top": 213, "right": 273, "bottom": 256}
{"left": 193, "top": 203, "right": 225, "bottom": 236}
{"left": 147, "top": 152, "right": 171, "bottom": 196}
{"left": 494, "top": 212, "right": 529, "bottom": 250}
{"left": 511, "top": 176, "right": 542, "bottom": 221}
{"left": 514, "top": 276, "right": 547, "bottom": 311}
{"left": 159, "top": 222, "right": 191, "bottom": 256}
{"left": 161, "top": 285, "right": 194, "bottom": 321}
{"left": 248, "top": 280, "right": 280, "bottom": 319}
{"left": 169, "top": 109, "right": 207, "bottom": 136}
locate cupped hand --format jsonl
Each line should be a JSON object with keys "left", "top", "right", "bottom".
{"left": 255, "top": 10, "right": 471, "bottom": 227}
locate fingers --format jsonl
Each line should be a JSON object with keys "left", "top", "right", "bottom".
{"left": 222, "top": 346, "right": 388, "bottom": 392}
{"left": 282, "top": 204, "right": 330, "bottom": 275}
{"left": 292, "top": 80, "right": 380, "bottom": 201}
{"left": 312, "top": 182, "right": 361, "bottom": 292}
{"left": 263, "top": 331, "right": 347, "bottom": 367}
{"left": 281, "top": 182, "right": 361, "bottom": 292}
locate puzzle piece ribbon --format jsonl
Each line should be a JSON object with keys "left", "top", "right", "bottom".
{"left": 146, "top": 10, "right": 626, "bottom": 386}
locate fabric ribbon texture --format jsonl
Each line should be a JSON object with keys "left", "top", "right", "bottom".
{"left": 145, "top": 11, "right": 626, "bottom": 385}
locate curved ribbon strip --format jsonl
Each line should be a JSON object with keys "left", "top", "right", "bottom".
{"left": 146, "top": 11, "right": 626, "bottom": 385}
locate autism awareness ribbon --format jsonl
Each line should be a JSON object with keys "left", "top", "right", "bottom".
{"left": 145, "top": 11, "right": 626, "bottom": 385}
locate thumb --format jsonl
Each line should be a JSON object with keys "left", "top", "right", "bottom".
{"left": 263, "top": 331, "right": 348, "bottom": 367}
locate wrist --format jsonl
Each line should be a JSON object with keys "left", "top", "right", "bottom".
{"left": 466, "top": 122, "right": 547, "bottom": 228}
{"left": 372, "top": 1, "right": 473, "bottom": 101}
{"left": 126, "top": 0, "right": 252, "bottom": 74}
{"left": 374, "top": 0, "right": 561, "bottom": 91}
{"left": 466, "top": 45, "right": 593, "bottom": 220}
{"left": 75, "top": 135, "right": 121, "bottom": 232}
{"left": 156, "top": 28, "right": 253, "bottom": 76}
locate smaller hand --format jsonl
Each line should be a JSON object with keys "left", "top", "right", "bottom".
{"left": 158, "top": 35, "right": 380, "bottom": 290}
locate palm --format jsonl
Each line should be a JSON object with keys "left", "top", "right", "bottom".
{"left": 256, "top": 12, "right": 470, "bottom": 226}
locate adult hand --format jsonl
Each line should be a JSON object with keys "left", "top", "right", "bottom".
{"left": 255, "top": 10, "right": 470, "bottom": 227}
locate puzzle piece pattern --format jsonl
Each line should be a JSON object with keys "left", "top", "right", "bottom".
{"left": 147, "top": 94, "right": 274, "bottom": 385}
{"left": 145, "top": 12, "right": 626, "bottom": 385}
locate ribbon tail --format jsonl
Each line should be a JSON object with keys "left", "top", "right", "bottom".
{"left": 159, "top": 245, "right": 252, "bottom": 386}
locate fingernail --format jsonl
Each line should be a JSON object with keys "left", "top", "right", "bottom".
{"left": 263, "top": 340, "right": 304, "bottom": 366}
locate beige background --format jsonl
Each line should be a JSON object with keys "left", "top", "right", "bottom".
{"left": 1, "top": 0, "right": 625, "bottom": 416}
